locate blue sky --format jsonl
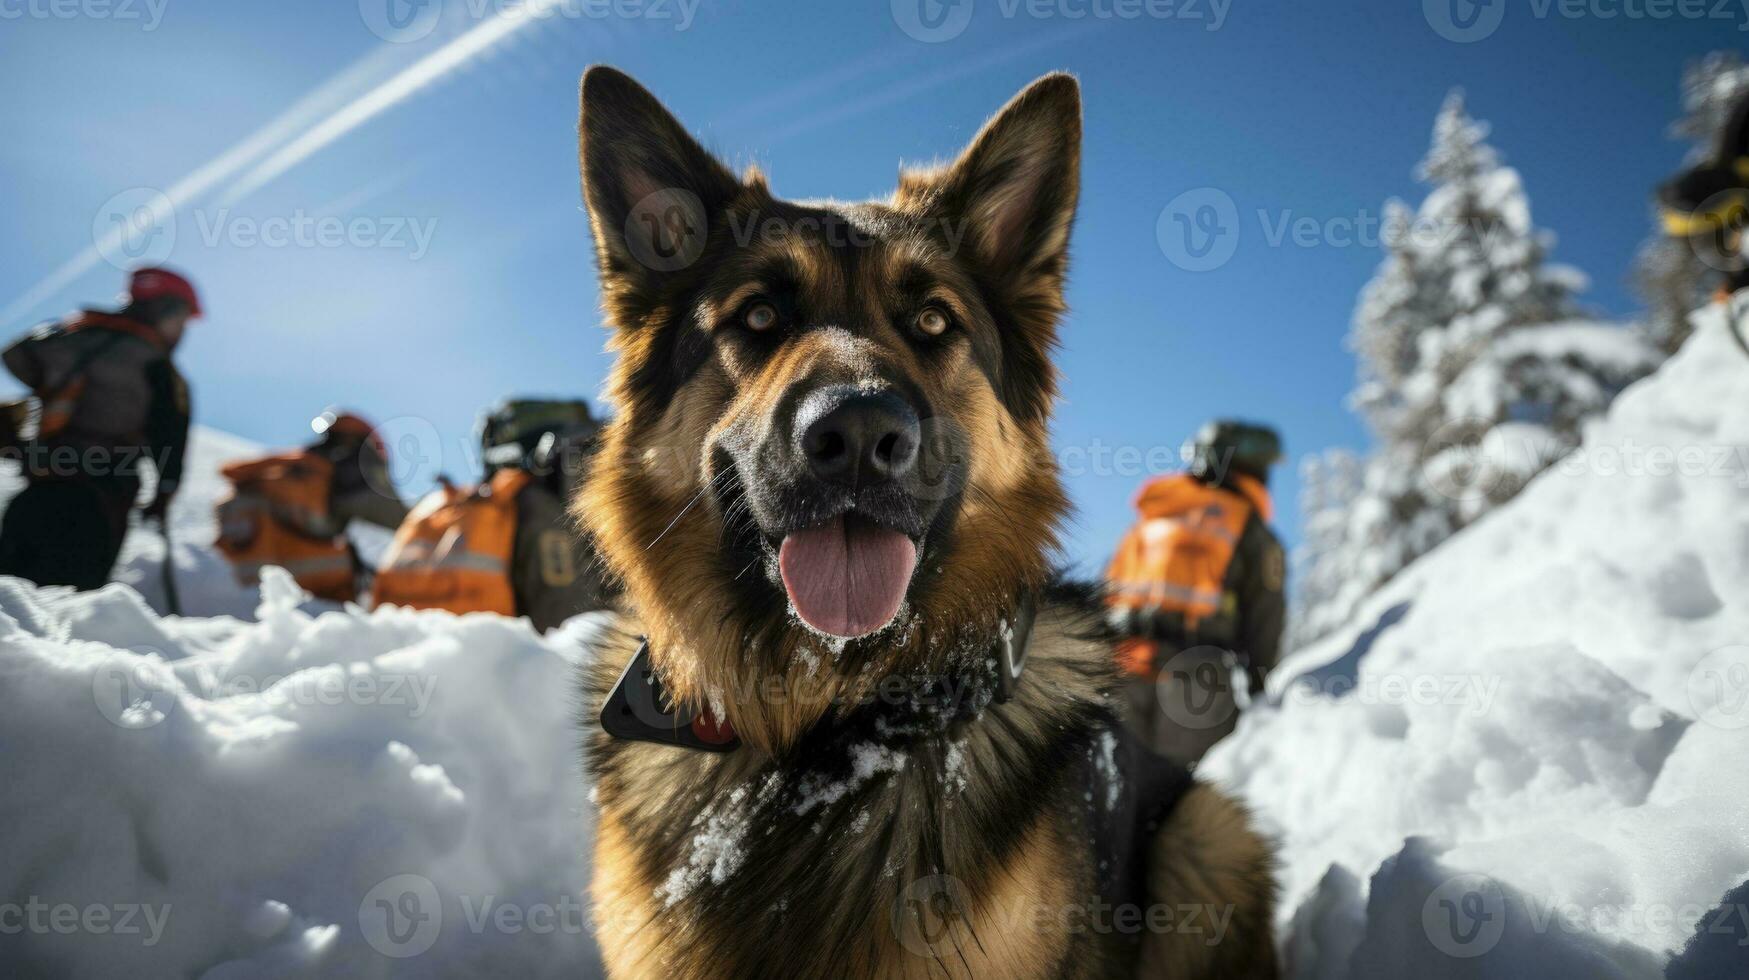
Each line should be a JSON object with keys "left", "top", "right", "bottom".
{"left": 0, "top": 1, "right": 1733, "bottom": 573}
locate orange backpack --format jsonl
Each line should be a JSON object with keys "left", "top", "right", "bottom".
{"left": 215, "top": 451, "right": 357, "bottom": 602}
{"left": 370, "top": 468, "right": 532, "bottom": 617}
{"left": 1105, "top": 473, "right": 1270, "bottom": 676}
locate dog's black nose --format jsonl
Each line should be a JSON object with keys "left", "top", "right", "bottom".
{"left": 798, "top": 388, "right": 920, "bottom": 487}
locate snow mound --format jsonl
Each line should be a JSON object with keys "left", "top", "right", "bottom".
{"left": 1204, "top": 299, "right": 1749, "bottom": 977}
{"left": 0, "top": 569, "right": 607, "bottom": 978}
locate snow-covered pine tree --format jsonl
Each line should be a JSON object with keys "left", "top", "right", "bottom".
{"left": 1293, "top": 92, "right": 1658, "bottom": 643}
{"left": 1350, "top": 92, "right": 1581, "bottom": 450}
{"left": 1634, "top": 52, "right": 1749, "bottom": 354}
{"left": 1288, "top": 449, "right": 1362, "bottom": 648}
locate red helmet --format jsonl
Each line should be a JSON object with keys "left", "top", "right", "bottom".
{"left": 128, "top": 267, "right": 202, "bottom": 317}
{"left": 312, "top": 409, "right": 388, "bottom": 462}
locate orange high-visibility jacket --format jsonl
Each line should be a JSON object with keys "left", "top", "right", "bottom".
{"left": 1105, "top": 473, "right": 1273, "bottom": 676}
{"left": 215, "top": 451, "right": 357, "bottom": 602}
{"left": 370, "top": 468, "right": 533, "bottom": 617}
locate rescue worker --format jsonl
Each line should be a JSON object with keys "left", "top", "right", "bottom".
{"left": 372, "top": 399, "right": 613, "bottom": 632}
{"left": 1659, "top": 88, "right": 1749, "bottom": 303}
{"left": 0, "top": 267, "right": 196, "bottom": 590}
{"left": 1104, "top": 420, "right": 1287, "bottom": 766}
{"left": 214, "top": 409, "right": 408, "bottom": 602}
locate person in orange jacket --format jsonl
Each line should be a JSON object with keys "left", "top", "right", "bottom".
{"left": 372, "top": 399, "right": 614, "bottom": 632}
{"left": 214, "top": 410, "right": 409, "bottom": 602}
{"left": 1105, "top": 420, "right": 1286, "bottom": 765}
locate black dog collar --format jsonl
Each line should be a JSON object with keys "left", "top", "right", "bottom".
{"left": 600, "top": 594, "right": 1039, "bottom": 754}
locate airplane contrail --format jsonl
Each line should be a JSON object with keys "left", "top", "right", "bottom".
{"left": 1, "top": 0, "right": 569, "bottom": 327}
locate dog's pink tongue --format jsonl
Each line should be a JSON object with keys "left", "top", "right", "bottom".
{"left": 778, "top": 518, "right": 917, "bottom": 638}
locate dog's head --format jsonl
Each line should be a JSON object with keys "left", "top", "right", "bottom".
{"left": 577, "top": 66, "right": 1078, "bottom": 752}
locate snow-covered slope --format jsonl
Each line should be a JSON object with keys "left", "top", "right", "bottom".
{"left": 0, "top": 431, "right": 604, "bottom": 977}
{"left": 1204, "top": 298, "right": 1749, "bottom": 977}
{"left": 0, "top": 572, "right": 607, "bottom": 978}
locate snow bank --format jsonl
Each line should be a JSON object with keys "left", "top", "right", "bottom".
{"left": 1205, "top": 298, "right": 1749, "bottom": 977}
{"left": 0, "top": 568, "right": 606, "bottom": 978}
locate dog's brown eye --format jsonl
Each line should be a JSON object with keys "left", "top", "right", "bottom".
{"left": 743, "top": 302, "right": 779, "bottom": 332}
{"left": 916, "top": 307, "right": 950, "bottom": 337}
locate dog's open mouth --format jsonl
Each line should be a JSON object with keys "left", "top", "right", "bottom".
{"left": 776, "top": 513, "right": 918, "bottom": 639}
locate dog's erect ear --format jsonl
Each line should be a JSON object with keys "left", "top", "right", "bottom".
{"left": 578, "top": 66, "right": 739, "bottom": 308}
{"left": 910, "top": 73, "right": 1081, "bottom": 286}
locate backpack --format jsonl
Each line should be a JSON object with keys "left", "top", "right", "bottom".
{"left": 214, "top": 451, "right": 358, "bottom": 602}
{"left": 1105, "top": 474, "right": 1264, "bottom": 675}
{"left": 371, "top": 468, "right": 532, "bottom": 617}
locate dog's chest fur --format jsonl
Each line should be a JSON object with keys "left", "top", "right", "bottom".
{"left": 582, "top": 600, "right": 1145, "bottom": 980}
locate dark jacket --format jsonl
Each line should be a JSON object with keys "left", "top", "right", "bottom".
{"left": 3, "top": 312, "right": 188, "bottom": 497}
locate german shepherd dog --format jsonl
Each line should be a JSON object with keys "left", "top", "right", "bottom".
{"left": 575, "top": 66, "right": 1279, "bottom": 979}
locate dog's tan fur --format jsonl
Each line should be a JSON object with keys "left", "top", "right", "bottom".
{"left": 573, "top": 65, "right": 1279, "bottom": 978}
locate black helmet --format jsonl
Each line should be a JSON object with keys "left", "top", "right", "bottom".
{"left": 311, "top": 407, "right": 388, "bottom": 462}
{"left": 1657, "top": 90, "right": 1749, "bottom": 252}
{"left": 529, "top": 423, "right": 604, "bottom": 488}
{"left": 1183, "top": 420, "right": 1283, "bottom": 483}
{"left": 478, "top": 398, "right": 599, "bottom": 474}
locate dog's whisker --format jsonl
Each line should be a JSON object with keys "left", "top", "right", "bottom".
{"left": 645, "top": 469, "right": 735, "bottom": 552}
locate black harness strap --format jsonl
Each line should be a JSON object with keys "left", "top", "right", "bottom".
{"left": 600, "top": 593, "right": 1040, "bottom": 754}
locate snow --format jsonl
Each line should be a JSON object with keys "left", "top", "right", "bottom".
{"left": 1203, "top": 297, "right": 1749, "bottom": 977}
{"left": 0, "top": 566, "right": 608, "bottom": 976}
